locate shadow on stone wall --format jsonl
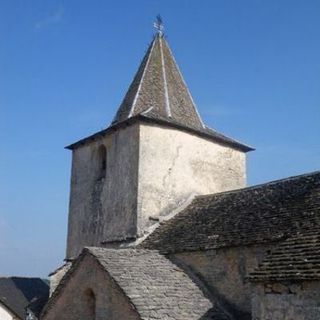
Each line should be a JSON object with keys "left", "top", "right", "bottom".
{"left": 169, "top": 255, "right": 252, "bottom": 320}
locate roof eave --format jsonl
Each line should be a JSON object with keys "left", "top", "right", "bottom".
{"left": 65, "top": 115, "right": 254, "bottom": 152}
{"left": 139, "top": 114, "right": 254, "bottom": 152}
{"left": 65, "top": 116, "right": 140, "bottom": 150}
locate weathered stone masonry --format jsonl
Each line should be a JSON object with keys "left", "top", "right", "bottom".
{"left": 43, "top": 27, "right": 320, "bottom": 320}
{"left": 65, "top": 33, "right": 252, "bottom": 260}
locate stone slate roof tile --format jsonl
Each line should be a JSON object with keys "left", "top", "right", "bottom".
{"left": 42, "top": 248, "right": 213, "bottom": 320}
{"left": 112, "top": 34, "right": 205, "bottom": 130}
{"left": 141, "top": 171, "right": 320, "bottom": 254}
{"left": 0, "top": 277, "right": 49, "bottom": 319}
{"left": 27, "top": 293, "right": 50, "bottom": 318}
{"left": 87, "top": 248, "right": 213, "bottom": 320}
{"left": 66, "top": 35, "right": 253, "bottom": 153}
{"left": 249, "top": 230, "right": 320, "bottom": 282}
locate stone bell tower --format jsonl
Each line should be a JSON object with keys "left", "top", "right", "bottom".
{"left": 65, "top": 24, "right": 253, "bottom": 259}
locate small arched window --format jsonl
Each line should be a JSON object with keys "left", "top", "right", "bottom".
{"left": 84, "top": 288, "right": 96, "bottom": 320}
{"left": 97, "top": 145, "right": 107, "bottom": 180}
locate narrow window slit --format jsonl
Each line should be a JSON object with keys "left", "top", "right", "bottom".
{"left": 97, "top": 145, "right": 107, "bottom": 180}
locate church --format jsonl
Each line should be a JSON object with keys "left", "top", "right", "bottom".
{"left": 40, "top": 20, "right": 320, "bottom": 320}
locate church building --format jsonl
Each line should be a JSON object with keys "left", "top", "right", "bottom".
{"left": 40, "top": 20, "right": 320, "bottom": 320}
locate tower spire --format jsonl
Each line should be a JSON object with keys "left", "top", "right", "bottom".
{"left": 112, "top": 30, "right": 206, "bottom": 130}
{"left": 104, "top": 22, "right": 254, "bottom": 153}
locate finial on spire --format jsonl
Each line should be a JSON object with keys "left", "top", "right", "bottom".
{"left": 153, "top": 15, "right": 164, "bottom": 36}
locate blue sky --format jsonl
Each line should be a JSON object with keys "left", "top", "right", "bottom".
{"left": 0, "top": 0, "right": 319, "bottom": 277}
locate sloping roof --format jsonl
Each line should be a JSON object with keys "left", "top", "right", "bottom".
{"left": 88, "top": 248, "right": 212, "bottom": 320}
{"left": 112, "top": 34, "right": 205, "bottom": 130}
{"left": 249, "top": 230, "right": 320, "bottom": 282}
{"left": 66, "top": 34, "right": 253, "bottom": 153}
{"left": 0, "top": 277, "right": 49, "bottom": 319}
{"left": 141, "top": 171, "right": 320, "bottom": 254}
{"left": 27, "top": 293, "right": 50, "bottom": 318}
{"left": 43, "top": 247, "right": 213, "bottom": 320}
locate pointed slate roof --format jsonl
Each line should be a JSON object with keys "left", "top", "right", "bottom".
{"left": 66, "top": 34, "right": 253, "bottom": 152}
{"left": 112, "top": 34, "right": 205, "bottom": 130}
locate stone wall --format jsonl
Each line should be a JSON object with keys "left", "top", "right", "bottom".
{"left": 49, "top": 262, "right": 72, "bottom": 296}
{"left": 171, "top": 245, "right": 269, "bottom": 318}
{"left": 252, "top": 281, "right": 320, "bottom": 320}
{"left": 137, "top": 123, "right": 246, "bottom": 235}
{"left": 66, "top": 124, "right": 140, "bottom": 259}
{"left": 66, "top": 120, "right": 247, "bottom": 259}
{"left": 0, "top": 303, "right": 17, "bottom": 320}
{"left": 42, "top": 254, "right": 140, "bottom": 320}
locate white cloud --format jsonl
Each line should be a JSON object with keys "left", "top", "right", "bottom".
{"left": 35, "top": 6, "right": 65, "bottom": 30}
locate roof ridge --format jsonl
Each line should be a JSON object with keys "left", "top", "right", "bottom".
{"left": 159, "top": 36, "right": 171, "bottom": 117}
{"left": 163, "top": 36, "right": 206, "bottom": 129}
{"left": 85, "top": 246, "right": 157, "bottom": 254}
{"left": 127, "top": 38, "right": 157, "bottom": 119}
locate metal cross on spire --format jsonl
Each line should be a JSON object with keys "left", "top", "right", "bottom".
{"left": 153, "top": 15, "right": 164, "bottom": 36}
